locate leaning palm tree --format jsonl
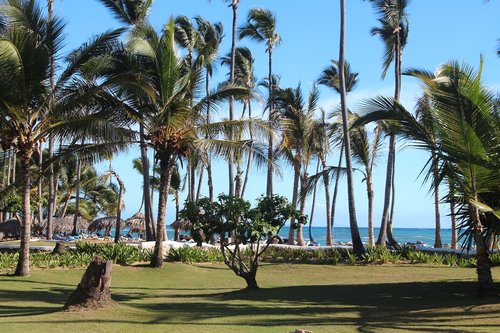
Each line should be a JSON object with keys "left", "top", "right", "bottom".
{"left": 317, "top": 59, "right": 359, "bottom": 246}
{"left": 0, "top": 1, "right": 135, "bottom": 276}
{"left": 367, "top": 0, "right": 410, "bottom": 248}
{"left": 357, "top": 59, "right": 499, "bottom": 295}
{"left": 239, "top": 7, "right": 281, "bottom": 197}
{"left": 338, "top": 0, "right": 365, "bottom": 257}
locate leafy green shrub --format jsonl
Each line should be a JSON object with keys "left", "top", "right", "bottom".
{"left": 166, "top": 246, "right": 223, "bottom": 263}
{"left": 0, "top": 252, "right": 18, "bottom": 270}
{"left": 489, "top": 252, "right": 500, "bottom": 267}
{"left": 346, "top": 250, "right": 357, "bottom": 265}
{"left": 75, "top": 242, "right": 147, "bottom": 265}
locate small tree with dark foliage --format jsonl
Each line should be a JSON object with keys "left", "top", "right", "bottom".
{"left": 181, "top": 194, "right": 306, "bottom": 289}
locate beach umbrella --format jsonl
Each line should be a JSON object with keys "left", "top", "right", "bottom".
{"left": 125, "top": 212, "right": 146, "bottom": 233}
{"left": 88, "top": 216, "right": 123, "bottom": 236}
{"left": 0, "top": 219, "right": 21, "bottom": 238}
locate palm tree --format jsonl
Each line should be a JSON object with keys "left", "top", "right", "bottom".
{"left": 317, "top": 59, "right": 359, "bottom": 246}
{"left": 366, "top": 0, "right": 410, "bottom": 248}
{"left": 0, "top": 0, "right": 135, "bottom": 276}
{"left": 127, "top": 18, "right": 266, "bottom": 268}
{"left": 357, "top": 60, "right": 499, "bottom": 295}
{"left": 338, "top": 0, "right": 365, "bottom": 257}
{"left": 274, "top": 84, "right": 321, "bottom": 246}
{"left": 349, "top": 113, "right": 383, "bottom": 247}
{"left": 221, "top": 47, "right": 258, "bottom": 198}
{"left": 96, "top": 0, "right": 156, "bottom": 241}
{"left": 194, "top": 16, "right": 224, "bottom": 202}
{"left": 239, "top": 8, "right": 281, "bottom": 197}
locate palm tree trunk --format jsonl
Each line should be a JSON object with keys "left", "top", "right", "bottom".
{"left": 432, "top": 153, "right": 442, "bottom": 248}
{"left": 287, "top": 159, "right": 300, "bottom": 245}
{"left": 339, "top": 0, "right": 364, "bottom": 257}
{"left": 15, "top": 147, "right": 33, "bottom": 277}
{"left": 46, "top": 0, "right": 55, "bottom": 240}
{"left": 387, "top": 150, "right": 399, "bottom": 248}
{"left": 228, "top": 1, "right": 238, "bottom": 198}
{"left": 196, "top": 167, "right": 204, "bottom": 202}
{"left": 330, "top": 141, "right": 344, "bottom": 246}
{"left": 140, "top": 124, "right": 154, "bottom": 241}
{"left": 151, "top": 157, "right": 175, "bottom": 268}
{"left": 207, "top": 160, "right": 214, "bottom": 201}
{"left": 266, "top": 49, "right": 274, "bottom": 197}
{"left": 113, "top": 172, "right": 125, "bottom": 244}
{"left": 320, "top": 155, "right": 332, "bottom": 246}
{"left": 241, "top": 99, "right": 253, "bottom": 199}
{"left": 309, "top": 159, "right": 320, "bottom": 243}
{"left": 474, "top": 220, "right": 495, "bottom": 296}
{"left": 366, "top": 172, "right": 375, "bottom": 247}
{"left": 37, "top": 144, "right": 43, "bottom": 227}
{"left": 376, "top": 133, "right": 395, "bottom": 247}
{"left": 71, "top": 156, "right": 82, "bottom": 236}
{"left": 450, "top": 196, "right": 457, "bottom": 250}
{"left": 60, "top": 192, "right": 72, "bottom": 218}
{"left": 296, "top": 166, "right": 308, "bottom": 246}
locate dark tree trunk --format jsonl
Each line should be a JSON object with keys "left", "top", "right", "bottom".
{"left": 15, "top": 148, "right": 33, "bottom": 277}
{"left": 46, "top": 0, "right": 55, "bottom": 240}
{"left": 366, "top": 173, "right": 375, "bottom": 247}
{"left": 207, "top": 160, "right": 214, "bottom": 201}
{"left": 241, "top": 100, "right": 253, "bottom": 199}
{"left": 52, "top": 242, "right": 66, "bottom": 255}
{"left": 140, "top": 124, "right": 155, "bottom": 241}
{"left": 339, "top": 0, "right": 365, "bottom": 257}
{"left": 266, "top": 49, "right": 274, "bottom": 197}
{"left": 475, "top": 230, "right": 495, "bottom": 296}
{"left": 113, "top": 172, "right": 125, "bottom": 244}
{"left": 320, "top": 154, "right": 331, "bottom": 246}
{"left": 296, "top": 168, "right": 308, "bottom": 246}
{"left": 309, "top": 160, "right": 320, "bottom": 243}
{"left": 432, "top": 153, "right": 442, "bottom": 248}
{"left": 387, "top": 150, "right": 399, "bottom": 248}
{"left": 71, "top": 156, "right": 82, "bottom": 236}
{"left": 450, "top": 198, "right": 457, "bottom": 250}
{"left": 244, "top": 273, "right": 259, "bottom": 290}
{"left": 287, "top": 159, "right": 300, "bottom": 245}
{"left": 151, "top": 158, "right": 174, "bottom": 268}
{"left": 329, "top": 140, "right": 344, "bottom": 246}
{"left": 227, "top": 1, "right": 238, "bottom": 198}
{"left": 376, "top": 133, "right": 395, "bottom": 247}
{"left": 64, "top": 256, "right": 113, "bottom": 309}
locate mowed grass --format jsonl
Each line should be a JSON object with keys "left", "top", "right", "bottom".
{"left": 0, "top": 263, "right": 499, "bottom": 333}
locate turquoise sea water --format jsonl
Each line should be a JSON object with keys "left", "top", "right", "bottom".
{"left": 164, "top": 226, "right": 453, "bottom": 247}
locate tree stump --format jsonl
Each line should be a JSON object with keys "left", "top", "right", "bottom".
{"left": 52, "top": 242, "right": 66, "bottom": 255}
{"left": 64, "top": 256, "right": 113, "bottom": 310}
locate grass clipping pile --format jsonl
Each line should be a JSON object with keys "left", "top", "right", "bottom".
{"left": 64, "top": 256, "right": 113, "bottom": 310}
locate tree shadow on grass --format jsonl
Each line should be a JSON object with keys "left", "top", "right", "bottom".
{"left": 110, "top": 280, "right": 500, "bottom": 332}
{"left": 0, "top": 287, "right": 69, "bottom": 317}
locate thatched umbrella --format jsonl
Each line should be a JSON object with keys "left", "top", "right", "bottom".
{"left": 125, "top": 212, "right": 146, "bottom": 233}
{"left": 88, "top": 216, "right": 123, "bottom": 237}
{"left": 0, "top": 219, "right": 21, "bottom": 239}
{"left": 53, "top": 216, "right": 89, "bottom": 234}
{"left": 170, "top": 219, "right": 191, "bottom": 241}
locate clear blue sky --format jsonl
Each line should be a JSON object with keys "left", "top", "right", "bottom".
{"left": 53, "top": 0, "right": 500, "bottom": 229}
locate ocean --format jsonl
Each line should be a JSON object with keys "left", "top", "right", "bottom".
{"left": 165, "top": 226, "right": 453, "bottom": 247}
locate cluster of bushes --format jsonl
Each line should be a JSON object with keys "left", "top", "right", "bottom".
{"left": 75, "top": 242, "right": 153, "bottom": 265}
{"left": 1, "top": 243, "right": 499, "bottom": 271}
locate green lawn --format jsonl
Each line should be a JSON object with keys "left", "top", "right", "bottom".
{"left": 0, "top": 263, "right": 499, "bottom": 332}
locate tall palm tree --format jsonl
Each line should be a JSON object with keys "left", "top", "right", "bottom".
{"left": 127, "top": 18, "right": 266, "bottom": 268}
{"left": 239, "top": 8, "right": 281, "bottom": 197}
{"left": 349, "top": 113, "right": 383, "bottom": 247}
{"left": 357, "top": 60, "right": 499, "bottom": 295}
{"left": 0, "top": 0, "right": 136, "bottom": 276}
{"left": 96, "top": 0, "right": 156, "bottom": 241}
{"left": 317, "top": 59, "right": 358, "bottom": 246}
{"left": 274, "top": 84, "right": 320, "bottom": 246}
{"left": 221, "top": 46, "right": 258, "bottom": 198}
{"left": 224, "top": 0, "right": 240, "bottom": 198}
{"left": 367, "top": 0, "right": 410, "bottom": 248}
{"left": 338, "top": 0, "right": 365, "bottom": 257}
{"left": 194, "top": 16, "right": 224, "bottom": 202}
